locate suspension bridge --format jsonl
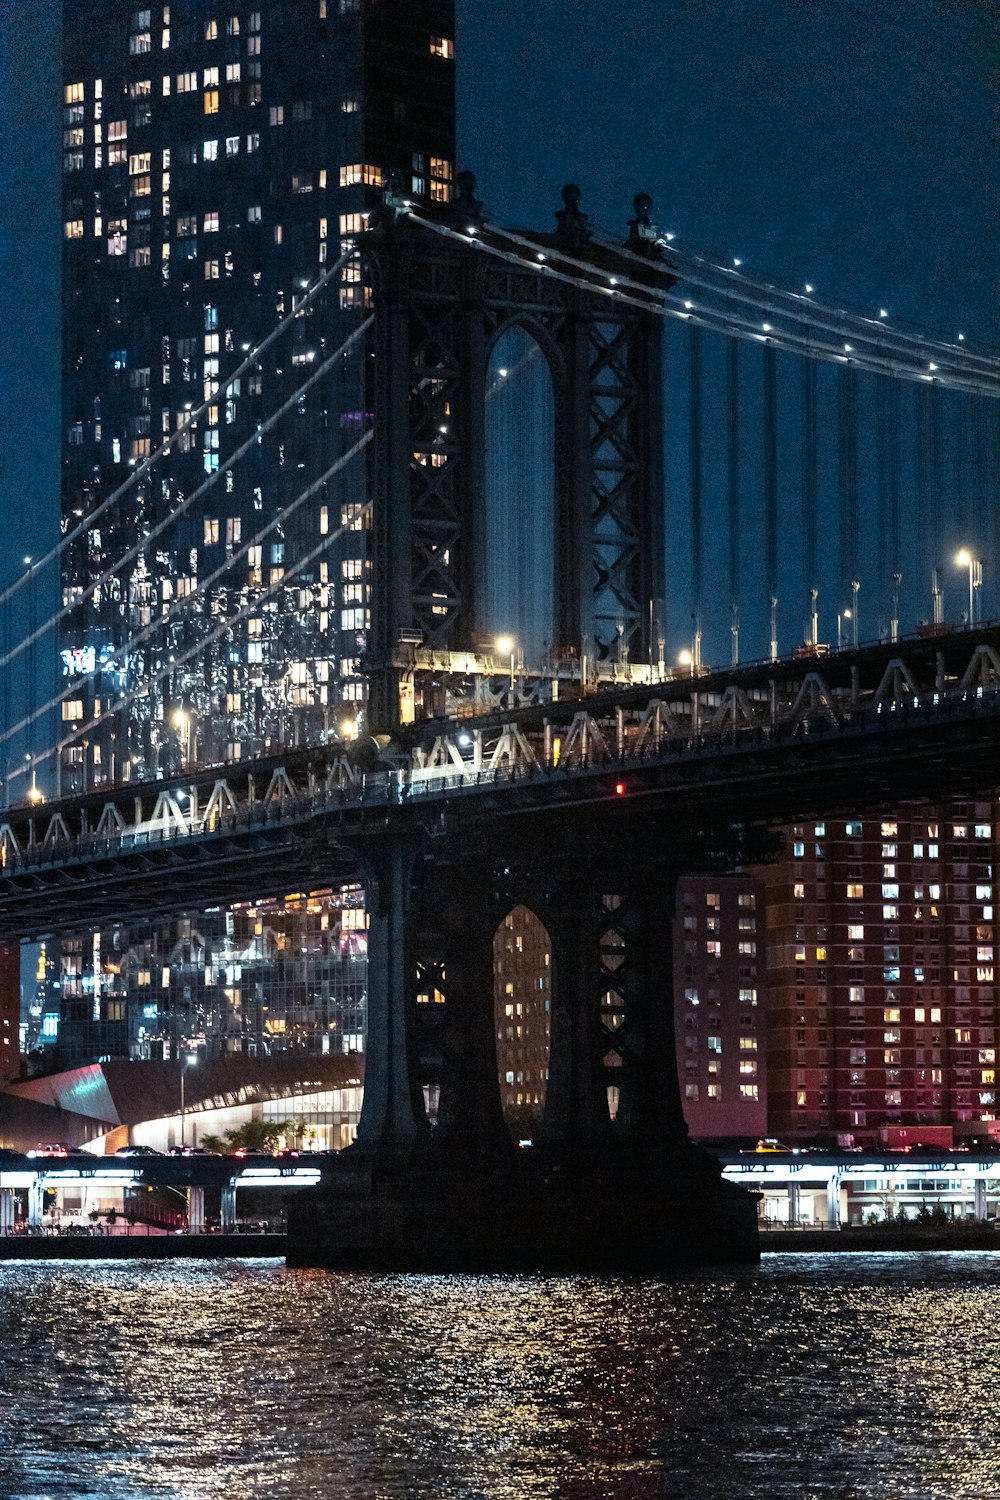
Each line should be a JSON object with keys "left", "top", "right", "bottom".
{"left": 1, "top": 181, "right": 998, "bottom": 1269}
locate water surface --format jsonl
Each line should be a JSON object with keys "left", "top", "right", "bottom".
{"left": 1, "top": 1252, "right": 999, "bottom": 1499}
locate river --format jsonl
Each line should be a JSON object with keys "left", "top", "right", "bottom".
{"left": 1, "top": 1252, "right": 999, "bottom": 1499}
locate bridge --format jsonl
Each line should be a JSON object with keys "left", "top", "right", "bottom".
{"left": 1, "top": 184, "right": 998, "bottom": 1270}
{"left": 3, "top": 623, "right": 1000, "bottom": 936}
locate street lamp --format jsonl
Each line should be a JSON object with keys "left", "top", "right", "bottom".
{"left": 179, "top": 1052, "right": 198, "bottom": 1149}
{"left": 955, "top": 548, "right": 982, "bottom": 626}
{"left": 494, "top": 634, "right": 515, "bottom": 694}
{"left": 172, "top": 708, "right": 194, "bottom": 765}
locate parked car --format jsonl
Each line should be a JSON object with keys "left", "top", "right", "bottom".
{"left": 115, "top": 1145, "right": 164, "bottom": 1157}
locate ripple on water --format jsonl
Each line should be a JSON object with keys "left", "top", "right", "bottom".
{"left": 2, "top": 1252, "right": 1000, "bottom": 1498}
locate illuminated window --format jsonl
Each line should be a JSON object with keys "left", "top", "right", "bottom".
{"left": 847, "top": 883, "right": 864, "bottom": 899}
{"left": 204, "top": 89, "right": 219, "bottom": 114}
{"left": 64, "top": 219, "right": 84, "bottom": 239}
{"left": 65, "top": 82, "right": 84, "bottom": 103}
{"left": 429, "top": 34, "right": 454, "bottom": 58}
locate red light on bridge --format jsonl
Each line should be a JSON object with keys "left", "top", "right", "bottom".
{"left": 615, "top": 782, "right": 627, "bottom": 797}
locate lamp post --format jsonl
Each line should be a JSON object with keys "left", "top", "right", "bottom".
{"left": 172, "top": 708, "right": 194, "bottom": 766}
{"left": 494, "top": 635, "right": 515, "bottom": 697}
{"left": 179, "top": 1052, "right": 197, "bottom": 1148}
{"left": 955, "top": 548, "right": 982, "bottom": 626}
{"left": 850, "top": 581, "right": 860, "bottom": 647}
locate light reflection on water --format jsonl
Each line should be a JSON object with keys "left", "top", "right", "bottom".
{"left": 1, "top": 1252, "right": 1000, "bottom": 1498}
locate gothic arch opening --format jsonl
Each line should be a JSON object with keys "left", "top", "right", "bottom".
{"left": 493, "top": 904, "right": 552, "bottom": 1140}
{"left": 481, "top": 327, "right": 555, "bottom": 666}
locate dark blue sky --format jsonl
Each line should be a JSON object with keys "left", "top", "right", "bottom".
{"left": 0, "top": 0, "right": 996, "bottom": 655}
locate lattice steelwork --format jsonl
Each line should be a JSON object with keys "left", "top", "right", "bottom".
{"left": 363, "top": 183, "right": 669, "bottom": 731}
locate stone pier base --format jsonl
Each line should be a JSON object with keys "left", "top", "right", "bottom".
{"left": 285, "top": 1143, "right": 759, "bottom": 1272}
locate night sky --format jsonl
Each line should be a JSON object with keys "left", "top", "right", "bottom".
{"left": 0, "top": 0, "right": 996, "bottom": 664}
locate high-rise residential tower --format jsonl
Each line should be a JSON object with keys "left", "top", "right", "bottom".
{"left": 53, "top": 0, "right": 455, "bottom": 1065}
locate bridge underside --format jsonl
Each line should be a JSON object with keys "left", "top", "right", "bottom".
{"left": 286, "top": 840, "right": 759, "bottom": 1271}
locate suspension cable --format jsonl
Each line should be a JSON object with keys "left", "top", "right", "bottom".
{"left": 408, "top": 214, "right": 998, "bottom": 396}
{"left": 9, "top": 436, "right": 373, "bottom": 794}
{"left": 1, "top": 315, "right": 372, "bottom": 675}
{"left": 0, "top": 244, "right": 357, "bottom": 608}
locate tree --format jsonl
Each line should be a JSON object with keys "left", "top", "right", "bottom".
{"left": 221, "top": 1118, "right": 289, "bottom": 1152}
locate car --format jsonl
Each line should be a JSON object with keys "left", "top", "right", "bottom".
{"left": 114, "top": 1145, "right": 164, "bottom": 1157}
{"left": 234, "top": 1148, "right": 273, "bottom": 1158}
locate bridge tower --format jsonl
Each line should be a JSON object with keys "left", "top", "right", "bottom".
{"left": 363, "top": 177, "right": 667, "bottom": 733}
{"left": 290, "top": 183, "right": 761, "bottom": 1269}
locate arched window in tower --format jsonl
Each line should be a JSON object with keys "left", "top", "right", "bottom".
{"left": 493, "top": 904, "right": 552, "bottom": 1141}
{"left": 481, "top": 327, "right": 555, "bottom": 666}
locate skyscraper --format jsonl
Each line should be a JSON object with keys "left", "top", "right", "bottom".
{"left": 52, "top": 0, "right": 455, "bottom": 1065}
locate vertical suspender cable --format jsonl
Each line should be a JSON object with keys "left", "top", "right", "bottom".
{"left": 929, "top": 383, "right": 944, "bottom": 578}
{"left": 837, "top": 363, "right": 859, "bottom": 596}
{"left": 915, "top": 384, "right": 932, "bottom": 599}
{"left": 876, "top": 374, "right": 902, "bottom": 623}
{"left": 763, "top": 341, "right": 778, "bottom": 602}
{"left": 726, "top": 336, "right": 740, "bottom": 609}
{"left": 800, "top": 341, "right": 818, "bottom": 595}
{"left": 972, "top": 393, "right": 989, "bottom": 588}
{"left": 688, "top": 321, "right": 703, "bottom": 616}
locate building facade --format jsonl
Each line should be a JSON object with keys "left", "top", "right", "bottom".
{"left": 494, "top": 905, "right": 552, "bottom": 1126}
{"left": 762, "top": 798, "right": 999, "bottom": 1146}
{"left": 49, "top": 0, "right": 455, "bottom": 1067}
{"left": 674, "top": 874, "right": 767, "bottom": 1142}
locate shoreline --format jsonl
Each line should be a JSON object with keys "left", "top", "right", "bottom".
{"left": 4, "top": 1228, "right": 998, "bottom": 1263}
{"left": 761, "top": 1226, "right": 1000, "bottom": 1253}
{"left": 0, "top": 1233, "right": 285, "bottom": 1260}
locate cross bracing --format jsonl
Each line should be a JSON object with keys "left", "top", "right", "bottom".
{"left": 3, "top": 624, "right": 1000, "bottom": 939}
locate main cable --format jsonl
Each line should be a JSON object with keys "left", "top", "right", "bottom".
{"left": 0, "top": 244, "right": 357, "bottom": 610}
{"left": 10, "top": 435, "right": 372, "bottom": 793}
{"left": 1, "top": 315, "right": 372, "bottom": 675}
{"left": 415, "top": 214, "right": 998, "bottom": 395}
{"left": 6, "top": 430, "right": 372, "bottom": 762}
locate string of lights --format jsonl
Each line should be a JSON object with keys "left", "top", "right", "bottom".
{"left": 417, "top": 214, "right": 998, "bottom": 396}
{"left": 601, "top": 233, "right": 998, "bottom": 376}
{"left": 482, "top": 217, "right": 997, "bottom": 379}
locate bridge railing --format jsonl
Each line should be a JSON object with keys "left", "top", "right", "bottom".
{"left": 4, "top": 655, "right": 1000, "bottom": 875}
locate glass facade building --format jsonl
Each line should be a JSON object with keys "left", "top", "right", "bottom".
{"left": 52, "top": 0, "right": 455, "bottom": 1066}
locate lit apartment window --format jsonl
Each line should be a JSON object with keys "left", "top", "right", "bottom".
{"left": 429, "top": 34, "right": 454, "bottom": 58}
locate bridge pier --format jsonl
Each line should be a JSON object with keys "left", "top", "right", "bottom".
{"left": 221, "top": 1183, "right": 237, "bottom": 1233}
{"left": 28, "top": 1178, "right": 45, "bottom": 1229}
{"left": 287, "top": 842, "right": 758, "bottom": 1271}
{"left": 187, "top": 1186, "right": 205, "bottom": 1234}
{"left": 0, "top": 1186, "right": 15, "bottom": 1234}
